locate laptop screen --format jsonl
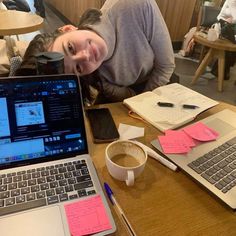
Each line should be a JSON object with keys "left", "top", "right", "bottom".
{"left": 0, "top": 74, "right": 88, "bottom": 170}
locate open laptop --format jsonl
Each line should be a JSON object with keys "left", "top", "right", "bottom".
{"left": 0, "top": 74, "right": 116, "bottom": 236}
{"left": 151, "top": 109, "right": 236, "bottom": 209}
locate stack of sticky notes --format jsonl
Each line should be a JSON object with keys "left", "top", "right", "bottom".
{"left": 64, "top": 195, "right": 112, "bottom": 236}
{"left": 158, "top": 122, "right": 219, "bottom": 154}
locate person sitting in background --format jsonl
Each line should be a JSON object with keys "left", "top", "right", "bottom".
{"left": 217, "top": 0, "right": 236, "bottom": 24}
{"left": 15, "top": 0, "right": 175, "bottom": 104}
{"left": 211, "top": 0, "right": 236, "bottom": 80}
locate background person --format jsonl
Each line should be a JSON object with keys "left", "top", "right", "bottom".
{"left": 211, "top": 0, "right": 236, "bottom": 80}
{"left": 16, "top": 0, "right": 175, "bottom": 104}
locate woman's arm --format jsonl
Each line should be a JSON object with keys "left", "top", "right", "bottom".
{"left": 142, "top": 0, "right": 175, "bottom": 91}
{"left": 229, "top": 0, "right": 236, "bottom": 23}
{"left": 100, "top": 77, "right": 136, "bottom": 102}
{"left": 217, "top": 0, "right": 236, "bottom": 23}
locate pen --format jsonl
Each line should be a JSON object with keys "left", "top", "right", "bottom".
{"left": 104, "top": 183, "right": 137, "bottom": 236}
{"left": 182, "top": 104, "right": 199, "bottom": 109}
{"left": 157, "top": 102, "right": 174, "bottom": 107}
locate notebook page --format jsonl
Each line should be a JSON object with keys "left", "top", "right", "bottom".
{"left": 153, "top": 83, "right": 219, "bottom": 117}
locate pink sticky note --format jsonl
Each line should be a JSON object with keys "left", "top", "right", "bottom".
{"left": 64, "top": 195, "right": 112, "bottom": 236}
{"left": 158, "top": 135, "right": 191, "bottom": 154}
{"left": 183, "top": 122, "right": 219, "bottom": 141}
{"left": 165, "top": 130, "right": 196, "bottom": 147}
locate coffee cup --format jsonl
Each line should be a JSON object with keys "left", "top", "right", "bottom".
{"left": 105, "top": 140, "right": 147, "bottom": 186}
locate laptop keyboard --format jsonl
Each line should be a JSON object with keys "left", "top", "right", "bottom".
{"left": 188, "top": 137, "right": 236, "bottom": 194}
{"left": 0, "top": 160, "right": 96, "bottom": 216}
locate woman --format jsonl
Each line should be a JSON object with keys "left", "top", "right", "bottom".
{"left": 212, "top": 0, "right": 236, "bottom": 80}
{"left": 17, "top": 0, "right": 175, "bottom": 103}
{"left": 217, "top": 0, "right": 236, "bottom": 24}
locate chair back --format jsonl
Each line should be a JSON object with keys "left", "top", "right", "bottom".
{"left": 196, "top": 4, "right": 222, "bottom": 32}
{"left": 200, "top": 5, "right": 221, "bottom": 28}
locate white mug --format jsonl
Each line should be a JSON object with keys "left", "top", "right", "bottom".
{"left": 105, "top": 140, "right": 147, "bottom": 186}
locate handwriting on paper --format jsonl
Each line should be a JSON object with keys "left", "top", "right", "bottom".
{"left": 64, "top": 195, "right": 112, "bottom": 236}
{"left": 158, "top": 135, "right": 191, "bottom": 154}
{"left": 165, "top": 130, "right": 196, "bottom": 147}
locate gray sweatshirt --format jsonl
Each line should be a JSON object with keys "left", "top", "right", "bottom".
{"left": 90, "top": 0, "right": 175, "bottom": 101}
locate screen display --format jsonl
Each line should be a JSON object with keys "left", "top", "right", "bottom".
{"left": 0, "top": 75, "right": 88, "bottom": 169}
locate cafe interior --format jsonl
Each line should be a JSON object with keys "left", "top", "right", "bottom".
{"left": 1, "top": 0, "right": 236, "bottom": 235}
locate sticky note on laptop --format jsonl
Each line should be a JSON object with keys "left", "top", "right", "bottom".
{"left": 158, "top": 123, "right": 219, "bottom": 154}
{"left": 65, "top": 195, "right": 112, "bottom": 236}
{"left": 183, "top": 122, "right": 219, "bottom": 141}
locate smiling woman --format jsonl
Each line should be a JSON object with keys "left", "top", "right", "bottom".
{"left": 49, "top": 29, "right": 108, "bottom": 75}
{"left": 15, "top": 0, "right": 175, "bottom": 104}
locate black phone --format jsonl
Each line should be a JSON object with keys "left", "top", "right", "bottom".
{"left": 86, "top": 108, "right": 120, "bottom": 143}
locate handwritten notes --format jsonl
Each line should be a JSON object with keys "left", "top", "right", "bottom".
{"left": 158, "top": 122, "right": 219, "bottom": 154}
{"left": 158, "top": 135, "right": 191, "bottom": 154}
{"left": 65, "top": 195, "right": 112, "bottom": 236}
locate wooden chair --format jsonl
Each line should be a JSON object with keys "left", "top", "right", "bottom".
{"left": 191, "top": 34, "right": 236, "bottom": 91}
{"left": 191, "top": 1, "right": 236, "bottom": 92}
{"left": 195, "top": 4, "right": 221, "bottom": 62}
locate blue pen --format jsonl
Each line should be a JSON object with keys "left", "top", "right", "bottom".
{"left": 104, "top": 183, "right": 137, "bottom": 236}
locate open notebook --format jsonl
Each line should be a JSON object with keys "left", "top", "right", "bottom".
{"left": 123, "top": 83, "right": 219, "bottom": 132}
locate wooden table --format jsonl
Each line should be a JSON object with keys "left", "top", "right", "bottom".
{"left": 191, "top": 33, "right": 236, "bottom": 92}
{"left": 87, "top": 102, "right": 236, "bottom": 236}
{"left": 0, "top": 10, "right": 44, "bottom": 35}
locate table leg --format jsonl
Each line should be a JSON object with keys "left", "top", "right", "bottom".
{"left": 217, "top": 50, "right": 225, "bottom": 92}
{"left": 191, "top": 48, "right": 214, "bottom": 85}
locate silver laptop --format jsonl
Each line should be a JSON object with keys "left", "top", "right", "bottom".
{"left": 151, "top": 109, "right": 236, "bottom": 209}
{"left": 0, "top": 74, "right": 116, "bottom": 236}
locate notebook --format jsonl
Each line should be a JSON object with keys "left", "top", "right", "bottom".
{"left": 0, "top": 74, "right": 116, "bottom": 236}
{"left": 151, "top": 109, "right": 236, "bottom": 209}
{"left": 123, "top": 83, "right": 219, "bottom": 132}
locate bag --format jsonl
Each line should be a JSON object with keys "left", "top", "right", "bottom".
{"left": 0, "top": 37, "right": 28, "bottom": 76}
{"left": 219, "top": 19, "right": 236, "bottom": 44}
{"left": 207, "top": 23, "right": 221, "bottom": 41}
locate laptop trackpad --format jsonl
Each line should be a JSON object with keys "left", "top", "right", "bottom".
{"left": 0, "top": 206, "right": 66, "bottom": 236}
{"left": 205, "top": 118, "right": 235, "bottom": 136}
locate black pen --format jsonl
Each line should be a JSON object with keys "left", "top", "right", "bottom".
{"left": 157, "top": 102, "right": 174, "bottom": 107}
{"left": 182, "top": 104, "right": 199, "bottom": 109}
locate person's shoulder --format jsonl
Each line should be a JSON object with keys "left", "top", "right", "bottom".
{"left": 102, "top": 0, "right": 154, "bottom": 12}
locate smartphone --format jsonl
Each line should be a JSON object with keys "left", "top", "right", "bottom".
{"left": 86, "top": 108, "right": 120, "bottom": 143}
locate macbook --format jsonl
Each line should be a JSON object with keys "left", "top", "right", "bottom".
{"left": 0, "top": 74, "right": 116, "bottom": 235}
{"left": 151, "top": 109, "right": 236, "bottom": 209}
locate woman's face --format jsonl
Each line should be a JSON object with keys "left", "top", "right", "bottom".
{"left": 49, "top": 30, "right": 108, "bottom": 75}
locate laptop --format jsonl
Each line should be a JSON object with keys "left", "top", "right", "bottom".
{"left": 151, "top": 109, "right": 236, "bottom": 209}
{"left": 0, "top": 74, "right": 116, "bottom": 236}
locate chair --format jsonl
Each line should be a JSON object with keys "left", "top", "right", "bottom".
{"left": 196, "top": 5, "right": 221, "bottom": 31}
{"left": 191, "top": 4, "right": 236, "bottom": 92}
{"left": 195, "top": 5, "right": 221, "bottom": 62}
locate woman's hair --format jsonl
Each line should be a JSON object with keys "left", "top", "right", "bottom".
{"left": 15, "top": 8, "right": 102, "bottom": 76}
